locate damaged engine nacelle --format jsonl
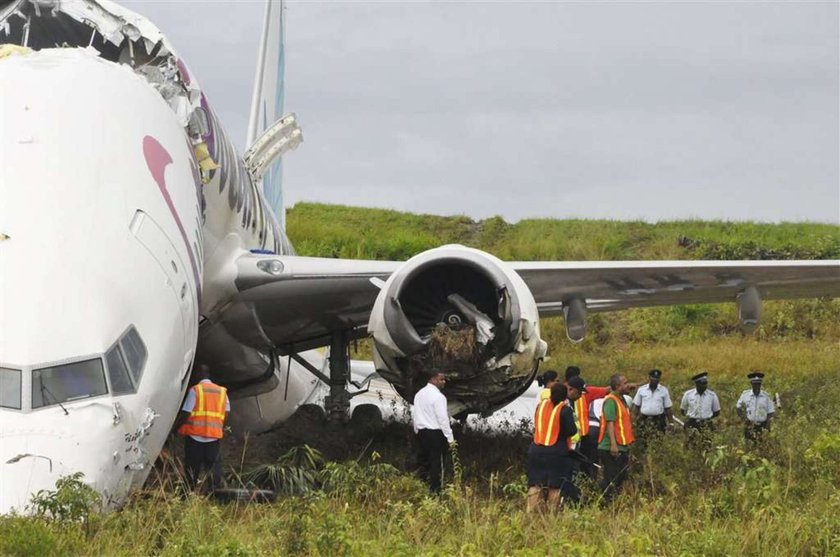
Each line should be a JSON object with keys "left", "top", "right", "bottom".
{"left": 368, "top": 245, "right": 547, "bottom": 416}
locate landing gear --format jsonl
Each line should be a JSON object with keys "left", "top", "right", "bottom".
{"left": 324, "top": 330, "right": 351, "bottom": 423}
{"left": 288, "top": 330, "right": 376, "bottom": 424}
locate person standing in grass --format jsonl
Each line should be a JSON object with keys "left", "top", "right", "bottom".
{"left": 563, "top": 366, "right": 611, "bottom": 481}
{"left": 736, "top": 372, "right": 775, "bottom": 443}
{"left": 527, "top": 383, "right": 578, "bottom": 512}
{"left": 597, "top": 374, "right": 635, "bottom": 504}
{"left": 680, "top": 372, "right": 720, "bottom": 432}
{"left": 174, "top": 364, "right": 230, "bottom": 493}
{"left": 632, "top": 369, "right": 673, "bottom": 441}
{"left": 412, "top": 371, "right": 455, "bottom": 493}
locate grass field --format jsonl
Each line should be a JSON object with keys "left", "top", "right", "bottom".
{"left": 1, "top": 207, "right": 838, "bottom": 556}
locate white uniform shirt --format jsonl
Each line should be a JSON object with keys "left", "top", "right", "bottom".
{"left": 680, "top": 388, "right": 720, "bottom": 420}
{"left": 412, "top": 383, "right": 454, "bottom": 442}
{"left": 633, "top": 384, "right": 673, "bottom": 416}
{"left": 181, "top": 379, "right": 231, "bottom": 443}
{"left": 589, "top": 398, "right": 605, "bottom": 427}
{"left": 736, "top": 389, "right": 775, "bottom": 423}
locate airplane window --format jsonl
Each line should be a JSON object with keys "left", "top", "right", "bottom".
{"left": 120, "top": 327, "right": 147, "bottom": 386}
{"left": 0, "top": 368, "right": 21, "bottom": 410}
{"left": 105, "top": 345, "right": 134, "bottom": 396}
{"left": 31, "top": 359, "right": 108, "bottom": 409}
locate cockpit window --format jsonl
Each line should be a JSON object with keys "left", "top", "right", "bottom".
{"left": 0, "top": 368, "right": 21, "bottom": 410}
{"left": 31, "top": 359, "right": 108, "bottom": 409}
{"left": 105, "top": 346, "right": 134, "bottom": 396}
{"left": 120, "top": 327, "right": 147, "bottom": 386}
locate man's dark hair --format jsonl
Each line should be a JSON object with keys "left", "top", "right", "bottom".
{"left": 609, "top": 374, "right": 623, "bottom": 390}
{"left": 190, "top": 364, "right": 210, "bottom": 386}
{"left": 537, "top": 370, "right": 558, "bottom": 387}
{"left": 565, "top": 366, "right": 581, "bottom": 381}
{"left": 550, "top": 383, "right": 568, "bottom": 404}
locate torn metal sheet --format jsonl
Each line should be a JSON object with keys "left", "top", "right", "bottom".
{"left": 0, "top": 0, "right": 207, "bottom": 143}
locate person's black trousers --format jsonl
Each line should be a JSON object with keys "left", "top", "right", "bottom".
{"left": 598, "top": 450, "right": 630, "bottom": 504}
{"left": 745, "top": 421, "right": 769, "bottom": 442}
{"left": 638, "top": 414, "right": 667, "bottom": 433}
{"left": 558, "top": 457, "right": 581, "bottom": 504}
{"left": 578, "top": 431, "right": 600, "bottom": 481}
{"left": 184, "top": 437, "right": 223, "bottom": 492}
{"left": 416, "top": 429, "right": 447, "bottom": 493}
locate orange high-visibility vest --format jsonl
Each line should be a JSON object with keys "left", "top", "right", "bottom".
{"left": 574, "top": 396, "right": 589, "bottom": 436}
{"left": 597, "top": 393, "right": 635, "bottom": 446}
{"left": 533, "top": 400, "right": 574, "bottom": 449}
{"left": 178, "top": 382, "right": 228, "bottom": 439}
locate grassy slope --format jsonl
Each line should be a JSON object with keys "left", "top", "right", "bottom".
{"left": 2, "top": 205, "right": 839, "bottom": 556}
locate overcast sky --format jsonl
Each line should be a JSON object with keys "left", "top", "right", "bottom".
{"left": 123, "top": 1, "right": 839, "bottom": 224}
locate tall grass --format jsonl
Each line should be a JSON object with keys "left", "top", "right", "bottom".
{"left": 2, "top": 209, "right": 838, "bottom": 555}
{"left": 2, "top": 339, "right": 838, "bottom": 556}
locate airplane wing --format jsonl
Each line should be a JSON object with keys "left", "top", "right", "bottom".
{"left": 207, "top": 254, "right": 400, "bottom": 354}
{"left": 512, "top": 260, "right": 840, "bottom": 316}
{"left": 212, "top": 252, "right": 839, "bottom": 354}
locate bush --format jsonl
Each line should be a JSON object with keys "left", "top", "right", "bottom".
{"left": 28, "top": 472, "right": 100, "bottom": 524}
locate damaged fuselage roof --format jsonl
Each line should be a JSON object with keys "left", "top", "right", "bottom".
{"left": 1, "top": 0, "right": 205, "bottom": 132}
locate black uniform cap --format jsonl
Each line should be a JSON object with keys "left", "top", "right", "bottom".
{"left": 649, "top": 369, "right": 662, "bottom": 379}
{"left": 567, "top": 375, "right": 588, "bottom": 393}
{"left": 691, "top": 372, "right": 709, "bottom": 383}
{"left": 747, "top": 372, "right": 765, "bottom": 383}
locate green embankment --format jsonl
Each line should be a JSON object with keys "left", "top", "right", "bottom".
{"left": 2, "top": 205, "right": 838, "bottom": 556}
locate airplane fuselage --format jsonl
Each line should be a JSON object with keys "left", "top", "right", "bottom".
{"left": 0, "top": 43, "right": 307, "bottom": 512}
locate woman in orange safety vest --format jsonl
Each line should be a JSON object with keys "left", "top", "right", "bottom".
{"left": 526, "top": 383, "right": 578, "bottom": 512}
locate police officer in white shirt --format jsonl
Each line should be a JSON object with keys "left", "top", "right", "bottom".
{"left": 680, "top": 372, "right": 721, "bottom": 431}
{"left": 736, "top": 372, "right": 775, "bottom": 442}
{"left": 412, "top": 371, "right": 455, "bottom": 493}
{"left": 632, "top": 369, "right": 673, "bottom": 435}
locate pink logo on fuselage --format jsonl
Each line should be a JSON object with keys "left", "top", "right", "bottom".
{"left": 142, "top": 136, "right": 202, "bottom": 300}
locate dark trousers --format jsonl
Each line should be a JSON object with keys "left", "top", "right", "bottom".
{"left": 578, "top": 431, "right": 600, "bottom": 481}
{"left": 636, "top": 415, "right": 667, "bottom": 451}
{"left": 184, "top": 437, "right": 223, "bottom": 492}
{"left": 745, "top": 421, "right": 769, "bottom": 442}
{"left": 638, "top": 414, "right": 667, "bottom": 433}
{"left": 598, "top": 450, "right": 630, "bottom": 505}
{"left": 417, "top": 429, "right": 447, "bottom": 493}
{"left": 684, "top": 418, "right": 714, "bottom": 449}
{"left": 559, "top": 458, "right": 581, "bottom": 504}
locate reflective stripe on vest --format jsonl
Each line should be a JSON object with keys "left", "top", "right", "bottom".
{"left": 597, "top": 393, "right": 635, "bottom": 445}
{"left": 574, "top": 396, "right": 590, "bottom": 436}
{"left": 534, "top": 400, "right": 574, "bottom": 449}
{"left": 178, "top": 382, "right": 228, "bottom": 439}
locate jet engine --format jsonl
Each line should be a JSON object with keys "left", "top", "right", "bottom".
{"left": 368, "top": 245, "right": 547, "bottom": 416}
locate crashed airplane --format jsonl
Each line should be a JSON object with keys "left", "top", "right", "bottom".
{"left": 0, "top": 0, "right": 838, "bottom": 514}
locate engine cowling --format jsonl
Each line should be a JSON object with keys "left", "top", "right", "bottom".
{"left": 368, "top": 245, "right": 547, "bottom": 416}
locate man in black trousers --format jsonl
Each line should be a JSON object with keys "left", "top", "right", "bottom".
{"left": 412, "top": 372, "right": 455, "bottom": 493}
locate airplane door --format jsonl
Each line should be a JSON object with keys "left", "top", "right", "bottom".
{"left": 129, "top": 210, "right": 194, "bottom": 351}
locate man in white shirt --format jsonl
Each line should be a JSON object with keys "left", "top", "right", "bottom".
{"left": 412, "top": 372, "right": 455, "bottom": 493}
{"left": 632, "top": 369, "right": 673, "bottom": 437}
{"left": 680, "top": 372, "right": 721, "bottom": 432}
{"left": 736, "top": 372, "right": 775, "bottom": 443}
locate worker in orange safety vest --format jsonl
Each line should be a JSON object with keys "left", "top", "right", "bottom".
{"left": 597, "top": 374, "right": 636, "bottom": 504}
{"left": 526, "top": 383, "right": 578, "bottom": 512}
{"left": 174, "top": 364, "right": 230, "bottom": 492}
{"left": 563, "top": 366, "right": 610, "bottom": 480}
